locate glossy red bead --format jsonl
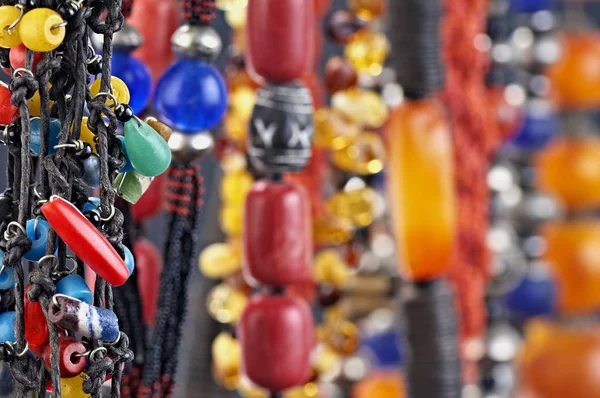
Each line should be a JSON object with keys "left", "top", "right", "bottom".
{"left": 134, "top": 238, "right": 163, "bottom": 326}
{"left": 10, "top": 44, "right": 43, "bottom": 71}
{"left": 246, "top": 0, "right": 314, "bottom": 83}
{"left": 132, "top": 174, "right": 165, "bottom": 222}
{"left": 0, "top": 82, "right": 18, "bottom": 125}
{"left": 243, "top": 180, "right": 313, "bottom": 287}
{"left": 41, "top": 197, "right": 129, "bottom": 287}
{"left": 238, "top": 294, "right": 314, "bottom": 392}
{"left": 24, "top": 285, "right": 48, "bottom": 357}
{"left": 43, "top": 336, "right": 87, "bottom": 378}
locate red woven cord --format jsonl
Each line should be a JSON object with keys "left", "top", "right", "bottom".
{"left": 442, "top": 0, "right": 505, "bottom": 383}
{"left": 180, "top": 0, "right": 217, "bottom": 24}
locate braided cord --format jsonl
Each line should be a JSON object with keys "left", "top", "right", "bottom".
{"left": 180, "top": 0, "right": 217, "bottom": 24}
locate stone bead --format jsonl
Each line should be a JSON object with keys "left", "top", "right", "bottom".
{"left": 345, "top": 29, "right": 389, "bottom": 76}
{"left": 199, "top": 242, "right": 242, "bottom": 279}
{"left": 114, "top": 171, "right": 154, "bottom": 204}
{"left": 0, "top": 6, "right": 23, "bottom": 48}
{"left": 145, "top": 118, "right": 172, "bottom": 142}
{"left": 349, "top": 0, "right": 387, "bottom": 21}
{"left": 123, "top": 119, "right": 171, "bottom": 177}
{"left": 324, "top": 56, "right": 358, "bottom": 94}
{"left": 207, "top": 283, "right": 247, "bottom": 324}
{"left": 19, "top": 8, "right": 66, "bottom": 52}
{"left": 332, "top": 88, "right": 388, "bottom": 128}
{"left": 56, "top": 274, "right": 93, "bottom": 305}
{"left": 89, "top": 76, "right": 130, "bottom": 105}
{"left": 132, "top": 174, "right": 164, "bottom": 221}
{"left": 331, "top": 132, "right": 385, "bottom": 175}
{"left": 246, "top": 0, "right": 314, "bottom": 83}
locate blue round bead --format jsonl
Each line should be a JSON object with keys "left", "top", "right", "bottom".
{"left": 111, "top": 51, "right": 153, "bottom": 115}
{"left": 0, "top": 251, "right": 15, "bottom": 290}
{"left": 30, "top": 117, "right": 61, "bottom": 156}
{"left": 82, "top": 197, "right": 101, "bottom": 214}
{"left": 56, "top": 274, "right": 93, "bottom": 305}
{"left": 510, "top": 0, "right": 556, "bottom": 13}
{"left": 0, "top": 312, "right": 16, "bottom": 343}
{"left": 361, "top": 329, "right": 404, "bottom": 369}
{"left": 504, "top": 271, "right": 556, "bottom": 318}
{"left": 117, "top": 135, "right": 135, "bottom": 173}
{"left": 154, "top": 60, "right": 228, "bottom": 133}
{"left": 82, "top": 154, "right": 101, "bottom": 188}
{"left": 123, "top": 245, "right": 134, "bottom": 275}
{"left": 25, "top": 219, "right": 52, "bottom": 262}
{"left": 508, "top": 109, "right": 559, "bottom": 151}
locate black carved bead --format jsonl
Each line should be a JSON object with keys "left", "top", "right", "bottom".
{"left": 0, "top": 193, "right": 12, "bottom": 224}
{"left": 57, "top": 2, "right": 79, "bottom": 21}
{"left": 248, "top": 82, "right": 314, "bottom": 173}
{"left": 86, "top": 55, "right": 103, "bottom": 76}
{"left": 83, "top": 210, "right": 101, "bottom": 227}
{"left": 115, "top": 104, "right": 134, "bottom": 122}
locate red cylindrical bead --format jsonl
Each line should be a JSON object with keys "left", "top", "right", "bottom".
{"left": 132, "top": 174, "right": 165, "bottom": 221}
{"left": 246, "top": 0, "right": 314, "bottom": 83}
{"left": 134, "top": 238, "right": 163, "bottom": 326}
{"left": 10, "top": 44, "right": 43, "bottom": 71}
{"left": 43, "top": 336, "right": 87, "bottom": 378}
{"left": 243, "top": 180, "right": 313, "bottom": 287}
{"left": 41, "top": 197, "right": 129, "bottom": 286}
{"left": 24, "top": 285, "right": 48, "bottom": 357}
{"left": 0, "top": 82, "right": 18, "bottom": 125}
{"left": 239, "top": 294, "right": 314, "bottom": 392}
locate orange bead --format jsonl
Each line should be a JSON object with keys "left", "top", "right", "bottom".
{"left": 536, "top": 135, "right": 600, "bottom": 210}
{"left": 547, "top": 32, "right": 600, "bottom": 110}
{"left": 352, "top": 372, "right": 405, "bottom": 398}
{"left": 542, "top": 221, "right": 600, "bottom": 314}
{"left": 518, "top": 319, "right": 600, "bottom": 398}
{"left": 385, "top": 99, "right": 456, "bottom": 280}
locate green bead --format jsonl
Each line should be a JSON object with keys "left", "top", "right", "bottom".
{"left": 114, "top": 171, "right": 153, "bottom": 204}
{"left": 124, "top": 119, "right": 172, "bottom": 177}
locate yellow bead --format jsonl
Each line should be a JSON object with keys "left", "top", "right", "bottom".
{"left": 238, "top": 377, "right": 269, "bottom": 398}
{"left": 217, "top": 0, "right": 248, "bottom": 11}
{"left": 60, "top": 375, "right": 90, "bottom": 398}
{"left": 345, "top": 30, "right": 389, "bottom": 76}
{"left": 285, "top": 383, "right": 320, "bottom": 398}
{"left": 19, "top": 8, "right": 65, "bottom": 52}
{"left": 225, "top": 7, "right": 248, "bottom": 30}
{"left": 314, "top": 249, "right": 351, "bottom": 287}
{"left": 313, "top": 344, "right": 342, "bottom": 378}
{"left": 319, "top": 320, "right": 360, "bottom": 356}
{"left": 328, "top": 188, "right": 376, "bottom": 228}
{"left": 224, "top": 113, "right": 248, "bottom": 143}
{"left": 230, "top": 86, "right": 256, "bottom": 121}
{"left": 332, "top": 88, "right": 389, "bottom": 128}
{"left": 89, "top": 76, "right": 130, "bottom": 105}
{"left": 220, "top": 204, "right": 243, "bottom": 236}
{"left": 221, "top": 152, "right": 247, "bottom": 173}
{"left": 78, "top": 117, "right": 97, "bottom": 152}
{"left": 0, "top": 6, "right": 23, "bottom": 48}
{"left": 314, "top": 108, "right": 360, "bottom": 150}
{"left": 27, "top": 89, "right": 41, "bottom": 117}
{"left": 332, "top": 132, "right": 385, "bottom": 175}
{"left": 207, "top": 283, "right": 247, "bottom": 324}
{"left": 213, "top": 332, "right": 241, "bottom": 390}
{"left": 349, "top": 0, "right": 387, "bottom": 21}
{"left": 313, "top": 215, "right": 354, "bottom": 246}
{"left": 200, "top": 242, "right": 242, "bottom": 279}
{"left": 221, "top": 170, "right": 253, "bottom": 205}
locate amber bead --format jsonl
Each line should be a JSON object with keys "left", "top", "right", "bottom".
{"left": 331, "top": 132, "right": 385, "bottom": 175}
{"left": 229, "top": 86, "right": 256, "bottom": 121}
{"left": 220, "top": 204, "right": 243, "bottom": 237}
{"left": 226, "top": 7, "right": 247, "bottom": 30}
{"left": 313, "top": 108, "right": 360, "bottom": 150}
{"left": 326, "top": 9, "right": 366, "bottom": 45}
{"left": 313, "top": 215, "right": 354, "bottom": 246}
{"left": 327, "top": 188, "right": 376, "bottom": 228}
{"left": 518, "top": 319, "right": 600, "bottom": 398}
{"left": 324, "top": 56, "right": 358, "bottom": 94}
{"left": 224, "top": 113, "right": 248, "bottom": 143}
{"left": 352, "top": 372, "right": 405, "bottom": 398}
{"left": 344, "top": 30, "right": 389, "bottom": 76}
{"left": 221, "top": 169, "right": 253, "bottom": 205}
{"left": 313, "top": 249, "right": 351, "bottom": 287}
{"left": 318, "top": 319, "right": 360, "bottom": 356}
{"left": 200, "top": 242, "right": 242, "bottom": 279}
{"left": 207, "top": 283, "right": 247, "bottom": 324}
{"left": 536, "top": 135, "right": 600, "bottom": 210}
{"left": 542, "top": 221, "right": 600, "bottom": 314}
{"left": 285, "top": 383, "right": 319, "bottom": 398}
{"left": 332, "top": 88, "right": 388, "bottom": 128}
{"left": 212, "top": 332, "right": 241, "bottom": 390}
{"left": 385, "top": 100, "right": 456, "bottom": 280}
{"left": 349, "top": 0, "right": 387, "bottom": 21}
{"left": 145, "top": 118, "right": 172, "bottom": 142}
{"left": 216, "top": 0, "right": 248, "bottom": 10}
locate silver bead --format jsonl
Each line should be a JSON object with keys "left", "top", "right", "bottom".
{"left": 171, "top": 24, "right": 222, "bottom": 60}
{"left": 169, "top": 131, "right": 214, "bottom": 163}
{"left": 90, "top": 23, "right": 143, "bottom": 52}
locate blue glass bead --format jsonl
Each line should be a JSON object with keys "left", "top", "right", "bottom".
{"left": 111, "top": 51, "right": 153, "bottom": 114}
{"left": 25, "top": 218, "right": 53, "bottom": 262}
{"left": 30, "top": 117, "right": 62, "bottom": 156}
{"left": 154, "top": 60, "right": 228, "bottom": 133}
{"left": 361, "top": 329, "right": 404, "bottom": 369}
{"left": 504, "top": 271, "right": 556, "bottom": 318}
{"left": 508, "top": 108, "right": 559, "bottom": 151}
{"left": 123, "top": 245, "right": 134, "bottom": 275}
{"left": 82, "top": 154, "right": 100, "bottom": 188}
{"left": 510, "top": 0, "right": 556, "bottom": 13}
{"left": 56, "top": 274, "right": 93, "bottom": 305}
{"left": 82, "top": 197, "right": 100, "bottom": 213}
{"left": 117, "top": 135, "right": 135, "bottom": 173}
{"left": 0, "top": 251, "right": 15, "bottom": 290}
{"left": 0, "top": 311, "right": 15, "bottom": 343}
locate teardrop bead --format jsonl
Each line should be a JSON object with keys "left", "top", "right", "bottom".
{"left": 124, "top": 119, "right": 171, "bottom": 177}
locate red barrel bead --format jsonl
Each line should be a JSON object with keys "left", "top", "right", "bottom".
{"left": 0, "top": 82, "right": 18, "bottom": 125}
{"left": 246, "top": 0, "right": 314, "bottom": 83}
{"left": 10, "top": 44, "right": 43, "bottom": 71}
{"left": 243, "top": 180, "right": 313, "bottom": 287}
{"left": 239, "top": 294, "right": 314, "bottom": 391}
{"left": 24, "top": 285, "right": 48, "bottom": 357}
{"left": 134, "top": 238, "right": 163, "bottom": 326}
{"left": 41, "top": 197, "right": 129, "bottom": 286}
{"left": 43, "top": 336, "right": 87, "bottom": 378}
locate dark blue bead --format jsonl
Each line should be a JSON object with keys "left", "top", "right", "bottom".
{"left": 0, "top": 250, "right": 14, "bottom": 290}
{"left": 25, "top": 218, "right": 53, "bottom": 261}
{"left": 82, "top": 154, "right": 100, "bottom": 188}
{"left": 56, "top": 274, "right": 93, "bottom": 304}
{"left": 510, "top": 0, "right": 556, "bottom": 12}
{"left": 508, "top": 109, "right": 559, "bottom": 151}
{"left": 117, "top": 136, "right": 135, "bottom": 173}
{"left": 361, "top": 329, "right": 404, "bottom": 369}
{"left": 0, "top": 312, "right": 15, "bottom": 343}
{"left": 154, "top": 60, "right": 228, "bottom": 133}
{"left": 30, "top": 117, "right": 61, "bottom": 156}
{"left": 504, "top": 272, "right": 556, "bottom": 318}
{"left": 82, "top": 197, "right": 100, "bottom": 214}
{"left": 111, "top": 52, "right": 153, "bottom": 114}
{"left": 0, "top": 363, "right": 14, "bottom": 396}
{"left": 123, "top": 245, "right": 134, "bottom": 275}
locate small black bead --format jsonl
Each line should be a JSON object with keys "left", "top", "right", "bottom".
{"left": 57, "top": 2, "right": 79, "bottom": 21}
{"left": 83, "top": 210, "right": 101, "bottom": 227}
{"left": 17, "top": 0, "right": 37, "bottom": 8}
{"left": 0, "top": 343, "right": 14, "bottom": 362}
{"left": 75, "top": 142, "right": 92, "bottom": 159}
{"left": 86, "top": 55, "right": 103, "bottom": 76}
{"left": 318, "top": 285, "right": 342, "bottom": 307}
{"left": 0, "top": 49, "right": 10, "bottom": 69}
{"left": 0, "top": 194, "right": 12, "bottom": 223}
{"left": 4, "top": 122, "right": 21, "bottom": 146}
{"left": 115, "top": 104, "right": 134, "bottom": 122}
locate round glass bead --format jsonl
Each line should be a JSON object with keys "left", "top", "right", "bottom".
{"left": 504, "top": 270, "right": 556, "bottom": 318}
{"left": 324, "top": 56, "right": 358, "bottom": 94}
{"left": 116, "top": 135, "right": 135, "bottom": 173}
{"left": 327, "top": 188, "right": 376, "bottom": 228}
{"left": 510, "top": 0, "right": 556, "bottom": 12}
{"left": 508, "top": 107, "right": 558, "bottom": 151}
{"left": 313, "top": 216, "right": 354, "bottom": 246}
{"left": 82, "top": 154, "right": 100, "bottom": 188}
{"left": 123, "top": 245, "right": 134, "bottom": 275}
{"left": 111, "top": 51, "right": 153, "bottom": 114}
{"left": 344, "top": 30, "right": 389, "bottom": 76}
{"left": 0, "top": 312, "right": 16, "bottom": 343}
{"left": 56, "top": 274, "right": 93, "bottom": 305}
{"left": 314, "top": 108, "right": 360, "bottom": 150}
{"left": 30, "top": 117, "right": 61, "bottom": 156}
{"left": 331, "top": 132, "right": 385, "bottom": 175}
{"left": 25, "top": 218, "right": 53, "bottom": 261}
{"left": 349, "top": 0, "right": 387, "bottom": 21}
{"left": 332, "top": 88, "right": 388, "bottom": 128}
{"left": 154, "top": 60, "right": 228, "bottom": 133}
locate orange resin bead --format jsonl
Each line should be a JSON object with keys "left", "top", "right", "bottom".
{"left": 542, "top": 221, "right": 600, "bottom": 314}
{"left": 385, "top": 99, "right": 456, "bottom": 280}
{"left": 352, "top": 372, "right": 405, "bottom": 398}
{"left": 536, "top": 135, "right": 600, "bottom": 210}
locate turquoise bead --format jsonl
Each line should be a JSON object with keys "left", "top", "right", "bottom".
{"left": 56, "top": 274, "right": 93, "bottom": 304}
{"left": 123, "top": 245, "right": 134, "bottom": 275}
{"left": 117, "top": 136, "right": 135, "bottom": 173}
{"left": 0, "top": 250, "right": 14, "bottom": 290}
{"left": 30, "top": 117, "right": 62, "bottom": 156}
{"left": 25, "top": 219, "right": 55, "bottom": 262}
{"left": 124, "top": 119, "right": 171, "bottom": 177}
{"left": 0, "top": 312, "right": 15, "bottom": 343}
{"left": 82, "top": 197, "right": 101, "bottom": 213}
